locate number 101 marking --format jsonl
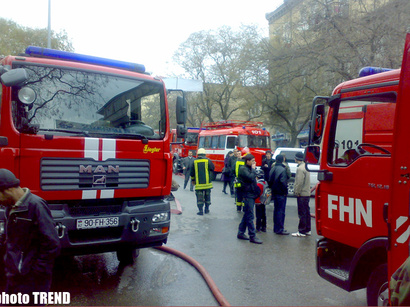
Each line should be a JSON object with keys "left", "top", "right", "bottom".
{"left": 341, "top": 139, "right": 359, "bottom": 150}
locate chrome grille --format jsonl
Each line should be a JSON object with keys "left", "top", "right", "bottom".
{"left": 41, "top": 158, "right": 150, "bottom": 190}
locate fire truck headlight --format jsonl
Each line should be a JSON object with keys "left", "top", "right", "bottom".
{"left": 18, "top": 86, "right": 37, "bottom": 105}
{"left": 152, "top": 212, "right": 169, "bottom": 223}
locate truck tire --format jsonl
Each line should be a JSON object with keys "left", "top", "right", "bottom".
{"left": 367, "top": 263, "right": 388, "bottom": 306}
{"left": 117, "top": 248, "right": 140, "bottom": 265}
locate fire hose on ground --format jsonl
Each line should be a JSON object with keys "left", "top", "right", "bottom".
{"left": 154, "top": 245, "right": 231, "bottom": 307}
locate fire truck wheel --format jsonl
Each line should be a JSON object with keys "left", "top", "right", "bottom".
{"left": 117, "top": 247, "right": 140, "bottom": 265}
{"left": 366, "top": 263, "right": 388, "bottom": 306}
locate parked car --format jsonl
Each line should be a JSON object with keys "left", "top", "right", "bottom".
{"left": 272, "top": 147, "right": 319, "bottom": 196}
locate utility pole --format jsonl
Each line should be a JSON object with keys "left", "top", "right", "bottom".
{"left": 47, "top": 0, "right": 51, "bottom": 48}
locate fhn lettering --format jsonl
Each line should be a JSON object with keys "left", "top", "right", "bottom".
{"left": 328, "top": 194, "right": 372, "bottom": 227}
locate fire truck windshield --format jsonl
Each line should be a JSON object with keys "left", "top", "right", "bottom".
{"left": 238, "top": 134, "right": 270, "bottom": 148}
{"left": 11, "top": 64, "right": 166, "bottom": 139}
{"left": 185, "top": 132, "right": 198, "bottom": 145}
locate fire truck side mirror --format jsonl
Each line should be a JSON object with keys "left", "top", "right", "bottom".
{"left": 0, "top": 68, "right": 28, "bottom": 87}
{"left": 176, "top": 125, "right": 186, "bottom": 138}
{"left": 176, "top": 96, "right": 187, "bottom": 125}
{"left": 309, "top": 104, "right": 325, "bottom": 145}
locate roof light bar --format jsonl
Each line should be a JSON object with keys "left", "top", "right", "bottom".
{"left": 25, "top": 46, "right": 145, "bottom": 73}
{"left": 358, "top": 66, "right": 392, "bottom": 78}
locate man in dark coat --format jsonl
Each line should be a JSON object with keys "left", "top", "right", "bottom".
{"left": 222, "top": 151, "right": 234, "bottom": 195}
{"left": 236, "top": 154, "right": 263, "bottom": 244}
{"left": 183, "top": 150, "right": 195, "bottom": 191}
{"left": 228, "top": 148, "right": 239, "bottom": 196}
{"left": 261, "top": 150, "right": 275, "bottom": 182}
{"left": 0, "top": 169, "right": 61, "bottom": 304}
{"left": 268, "top": 154, "right": 289, "bottom": 235}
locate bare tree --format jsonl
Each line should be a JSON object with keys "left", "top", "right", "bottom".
{"left": 173, "top": 25, "right": 266, "bottom": 124}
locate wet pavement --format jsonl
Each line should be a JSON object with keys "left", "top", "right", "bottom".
{"left": 3, "top": 174, "right": 368, "bottom": 306}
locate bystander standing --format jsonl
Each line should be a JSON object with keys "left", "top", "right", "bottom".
{"left": 183, "top": 150, "right": 195, "bottom": 191}
{"left": 255, "top": 169, "right": 267, "bottom": 232}
{"left": 292, "top": 152, "right": 311, "bottom": 237}
{"left": 222, "top": 151, "right": 234, "bottom": 195}
{"left": 261, "top": 150, "right": 275, "bottom": 182}
{"left": 268, "top": 154, "right": 289, "bottom": 235}
{"left": 0, "top": 168, "right": 61, "bottom": 304}
{"left": 237, "top": 154, "right": 263, "bottom": 244}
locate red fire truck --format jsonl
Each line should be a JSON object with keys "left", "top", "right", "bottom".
{"left": 170, "top": 127, "right": 199, "bottom": 173}
{"left": 305, "top": 34, "right": 410, "bottom": 305}
{"left": 198, "top": 120, "right": 271, "bottom": 177}
{"left": 0, "top": 47, "right": 187, "bottom": 263}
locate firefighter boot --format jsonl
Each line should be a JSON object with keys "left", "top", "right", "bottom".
{"left": 205, "top": 203, "right": 210, "bottom": 214}
{"left": 197, "top": 204, "right": 204, "bottom": 215}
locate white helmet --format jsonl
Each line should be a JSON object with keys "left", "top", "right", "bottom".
{"left": 197, "top": 148, "right": 206, "bottom": 155}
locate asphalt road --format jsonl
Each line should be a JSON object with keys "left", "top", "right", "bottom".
{"left": 3, "top": 174, "right": 368, "bottom": 306}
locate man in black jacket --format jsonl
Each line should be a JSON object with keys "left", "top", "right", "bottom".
{"left": 0, "top": 169, "right": 61, "bottom": 303}
{"left": 261, "top": 150, "right": 274, "bottom": 182}
{"left": 268, "top": 155, "right": 289, "bottom": 235}
{"left": 236, "top": 154, "right": 263, "bottom": 244}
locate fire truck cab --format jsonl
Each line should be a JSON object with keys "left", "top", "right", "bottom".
{"left": 305, "top": 34, "right": 410, "bottom": 305}
{"left": 0, "top": 47, "right": 187, "bottom": 264}
{"left": 198, "top": 120, "right": 271, "bottom": 177}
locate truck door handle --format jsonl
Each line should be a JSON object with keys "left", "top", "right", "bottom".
{"left": 383, "top": 203, "right": 389, "bottom": 223}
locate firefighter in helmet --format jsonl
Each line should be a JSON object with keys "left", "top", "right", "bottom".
{"left": 234, "top": 147, "right": 250, "bottom": 212}
{"left": 190, "top": 148, "right": 215, "bottom": 215}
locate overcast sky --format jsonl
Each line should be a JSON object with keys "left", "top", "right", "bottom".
{"left": 0, "top": 0, "right": 283, "bottom": 76}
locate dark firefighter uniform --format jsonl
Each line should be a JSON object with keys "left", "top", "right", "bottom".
{"left": 190, "top": 149, "right": 215, "bottom": 215}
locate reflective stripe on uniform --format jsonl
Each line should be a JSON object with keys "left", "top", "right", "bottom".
{"left": 194, "top": 159, "right": 213, "bottom": 190}
{"left": 235, "top": 160, "right": 245, "bottom": 177}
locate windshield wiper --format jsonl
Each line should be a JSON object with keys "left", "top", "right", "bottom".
{"left": 37, "top": 128, "right": 90, "bottom": 137}
{"left": 92, "top": 132, "right": 149, "bottom": 143}
{"left": 36, "top": 129, "right": 149, "bottom": 143}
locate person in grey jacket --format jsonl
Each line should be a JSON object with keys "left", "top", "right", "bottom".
{"left": 292, "top": 152, "right": 311, "bottom": 237}
{"left": 0, "top": 169, "right": 61, "bottom": 303}
{"left": 183, "top": 150, "right": 195, "bottom": 191}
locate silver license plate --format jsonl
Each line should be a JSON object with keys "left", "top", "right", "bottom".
{"left": 76, "top": 217, "right": 119, "bottom": 229}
